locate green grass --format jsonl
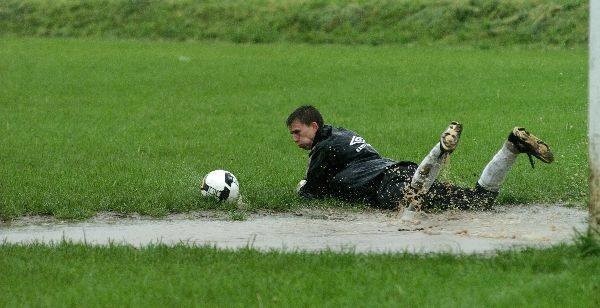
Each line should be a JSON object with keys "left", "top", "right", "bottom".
{"left": 0, "top": 0, "right": 588, "bottom": 46}
{"left": 0, "top": 241, "right": 598, "bottom": 306}
{"left": 0, "top": 37, "right": 588, "bottom": 220}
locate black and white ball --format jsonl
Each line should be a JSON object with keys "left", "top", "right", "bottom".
{"left": 200, "top": 170, "right": 240, "bottom": 202}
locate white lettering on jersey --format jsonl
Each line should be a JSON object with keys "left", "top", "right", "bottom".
{"left": 356, "top": 144, "right": 368, "bottom": 152}
{"left": 350, "top": 136, "right": 365, "bottom": 146}
{"left": 350, "top": 136, "right": 370, "bottom": 152}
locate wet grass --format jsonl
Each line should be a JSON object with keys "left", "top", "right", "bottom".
{"left": 0, "top": 241, "right": 598, "bottom": 306}
{"left": 0, "top": 37, "right": 587, "bottom": 220}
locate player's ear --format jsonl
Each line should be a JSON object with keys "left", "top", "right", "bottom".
{"left": 310, "top": 121, "right": 319, "bottom": 131}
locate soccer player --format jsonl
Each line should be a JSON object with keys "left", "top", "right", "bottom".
{"left": 286, "top": 105, "right": 554, "bottom": 216}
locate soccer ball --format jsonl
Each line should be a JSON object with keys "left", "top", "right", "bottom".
{"left": 200, "top": 170, "right": 240, "bottom": 202}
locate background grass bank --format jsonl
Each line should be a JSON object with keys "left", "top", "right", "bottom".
{"left": 0, "top": 0, "right": 588, "bottom": 46}
{"left": 0, "top": 242, "right": 598, "bottom": 306}
{"left": 0, "top": 37, "right": 588, "bottom": 219}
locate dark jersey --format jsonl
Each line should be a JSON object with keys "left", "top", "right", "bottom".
{"left": 298, "top": 125, "right": 397, "bottom": 203}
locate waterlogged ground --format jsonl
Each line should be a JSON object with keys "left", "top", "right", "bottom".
{"left": 0, "top": 204, "right": 587, "bottom": 254}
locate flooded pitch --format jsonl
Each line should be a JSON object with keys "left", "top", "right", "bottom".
{"left": 0, "top": 204, "right": 588, "bottom": 254}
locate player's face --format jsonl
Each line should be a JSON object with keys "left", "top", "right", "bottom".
{"left": 288, "top": 120, "right": 318, "bottom": 150}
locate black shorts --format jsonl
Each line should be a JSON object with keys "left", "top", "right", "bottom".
{"left": 375, "top": 162, "right": 498, "bottom": 210}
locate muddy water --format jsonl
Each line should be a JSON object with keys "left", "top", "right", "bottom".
{"left": 0, "top": 204, "right": 588, "bottom": 254}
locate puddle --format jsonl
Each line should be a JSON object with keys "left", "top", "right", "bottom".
{"left": 0, "top": 204, "right": 588, "bottom": 254}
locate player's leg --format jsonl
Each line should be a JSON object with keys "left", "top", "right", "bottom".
{"left": 477, "top": 127, "right": 554, "bottom": 192}
{"left": 399, "top": 121, "right": 462, "bottom": 220}
{"left": 410, "top": 121, "right": 463, "bottom": 193}
{"left": 404, "top": 126, "right": 553, "bottom": 215}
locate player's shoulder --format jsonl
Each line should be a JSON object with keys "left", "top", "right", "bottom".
{"left": 330, "top": 126, "right": 366, "bottom": 143}
{"left": 312, "top": 125, "right": 349, "bottom": 150}
{"left": 326, "top": 126, "right": 371, "bottom": 151}
{"left": 330, "top": 125, "right": 361, "bottom": 139}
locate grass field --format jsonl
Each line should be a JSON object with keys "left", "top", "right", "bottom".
{"left": 0, "top": 241, "right": 598, "bottom": 306}
{"left": 0, "top": 37, "right": 587, "bottom": 220}
{"left": 0, "top": 2, "right": 594, "bottom": 306}
{"left": 0, "top": 0, "right": 588, "bottom": 46}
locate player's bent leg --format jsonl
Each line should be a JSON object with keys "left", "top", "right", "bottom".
{"left": 410, "top": 121, "right": 462, "bottom": 193}
{"left": 477, "top": 141, "right": 518, "bottom": 192}
{"left": 508, "top": 127, "right": 554, "bottom": 168}
{"left": 478, "top": 127, "right": 554, "bottom": 192}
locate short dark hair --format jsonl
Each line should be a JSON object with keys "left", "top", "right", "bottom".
{"left": 286, "top": 105, "right": 324, "bottom": 128}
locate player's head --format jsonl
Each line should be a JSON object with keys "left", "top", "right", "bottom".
{"left": 286, "top": 105, "right": 324, "bottom": 128}
{"left": 286, "top": 105, "right": 323, "bottom": 150}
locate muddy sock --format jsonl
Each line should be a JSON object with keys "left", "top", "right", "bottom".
{"left": 477, "top": 141, "right": 518, "bottom": 192}
{"left": 411, "top": 142, "right": 446, "bottom": 193}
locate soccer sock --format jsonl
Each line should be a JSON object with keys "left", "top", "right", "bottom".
{"left": 477, "top": 141, "right": 518, "bottom": 192}
{"left": 410, "top": 142, "right": 446, "bottom": 193}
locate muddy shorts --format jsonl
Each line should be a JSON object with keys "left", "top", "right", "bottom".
{"left": 375, "top": 162, "right": 498, "bottom": 210}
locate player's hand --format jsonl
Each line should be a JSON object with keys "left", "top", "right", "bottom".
{"left": 296, "top": 179, "right": 307, "bottom": 193}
